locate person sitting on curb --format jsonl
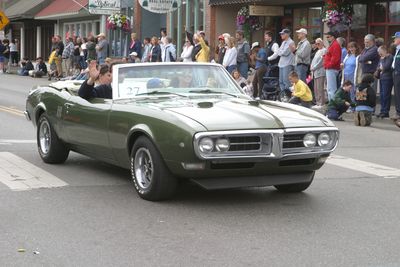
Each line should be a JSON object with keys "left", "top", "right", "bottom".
{"left": 354, "top": 74, "right": 376, "bottom": 126}
{"left": 29, "top": 57, "right": 48, "bottom": 78}
{"left": 17, "top": 58, "right": 34, "bottom": 76}
{"left": 327, "top": 80, "right": 355, "bottom": 121}
{"left": 288, "top": 71, "right": 313, "bottom": 108}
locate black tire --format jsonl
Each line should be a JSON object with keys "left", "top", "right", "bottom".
{"left": 274, "top": 172, "right": 315, "bottom": 193}
{"left": 37, "top": 113, "right": 69, "bottom": 164}
{"left": 130, "top": 136, "right": 177, "bottom": 201}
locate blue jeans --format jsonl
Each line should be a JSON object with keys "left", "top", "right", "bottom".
{"left": 279, "top": 65, "right": 294, "bottom": 93}
{"left": 295, "top": 64, "right": 308, "bottom": 83}
{"left": 237, "top": 62, "right": 249, "bottom": 79}
{"left": 326, "top": 69, "right": 339, "bottom": 101}
{"left": 380, "top": 79, "right": 393, "bottom": 115}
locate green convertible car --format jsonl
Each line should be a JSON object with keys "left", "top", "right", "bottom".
{"left": 25, "top": 63, "right": 339, "bottom": 201}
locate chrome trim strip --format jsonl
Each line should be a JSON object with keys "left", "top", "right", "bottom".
{"left": 24, "top": 111, "right": 31, "bottom": 121}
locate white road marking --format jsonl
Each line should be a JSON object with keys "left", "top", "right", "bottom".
{"left": 0, "top": 152, "right": 68, "bottom": 191}
{"left": 0, "top": 139, "right": 36, "bottom": 145}
{"left": 327, "top": 155, "right": 400, "bottom": 179}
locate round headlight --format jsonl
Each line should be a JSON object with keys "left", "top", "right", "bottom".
{"left": 303, "top": 133, "right": 317, "bottom": 148}
{"left": 199, "top": 137, "right": 214, "bottom": 153}
{"left": 215, "top": 138, "right": 230, "bottom": 152}
{"left": 318, "top": 132, "right": 331, "bottom": 146}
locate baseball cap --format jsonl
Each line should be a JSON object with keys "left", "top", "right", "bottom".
{"left": 129, "top": 52, "right": 138, "bottom": 56}
{"left": 218, "top": 34, "right": 224, "bottom": 40}
{"left": 324, "top": 31, "right": 337, "bottom": 37}
{"left": 296, "top": 28, "right": 308, "bottom": 35}
{"left": 251, "top": 42, "right": 260, "bottom": 50}
{"left": 392, "top": 32, "right": 400, "bottom": 38}
{"left": 279, "top": 29, "right": 291, "bottom": 35}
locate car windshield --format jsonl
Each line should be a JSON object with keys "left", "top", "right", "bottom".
{"left": 116, "top": 64, "right": 243, "bottom": 99}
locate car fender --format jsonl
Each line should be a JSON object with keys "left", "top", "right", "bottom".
{"left": 126, "top": 124, "right": 155, "bottom": 155}
{"left": 33, "top": 102, "right": 47, "bottom": 127}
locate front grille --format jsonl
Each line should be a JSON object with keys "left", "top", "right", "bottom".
{"left": 283, "top": 134, "right": 305, "bottom": 149}
{"left": 228, "top": 136, "right": 261, "bottom": 151}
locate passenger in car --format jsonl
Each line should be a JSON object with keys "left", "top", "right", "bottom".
{"left": 78, "top": 60, "right": 113, "bottom": 100}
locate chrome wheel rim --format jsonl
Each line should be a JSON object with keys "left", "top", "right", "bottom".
{"left": 39, "top": 120, "right": 51, "bottom": 154}
{"left": 134, "top": 148, "right": 153, "bottom": 189}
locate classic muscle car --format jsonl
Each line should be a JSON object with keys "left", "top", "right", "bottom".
{"left": 25, "top": 63, "right": 339, "bottom": 201}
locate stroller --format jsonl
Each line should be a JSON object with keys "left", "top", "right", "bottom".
{"left": 261, "top": 64, "right": 281, "bottom": 101}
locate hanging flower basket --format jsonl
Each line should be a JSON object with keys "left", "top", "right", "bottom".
{"left": 236, "top": 6, "right": 263, "bottom": 40}
{"left": 107, "top": 13, "right": 131, "bottom": 32}
{"left": 322, "top": 0, "right": 354, "bottom": 33}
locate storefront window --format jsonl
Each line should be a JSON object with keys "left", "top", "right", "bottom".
{"left": 373, "top": 2, "right": 387, "bottom": 23}
{"left": 349, "top": 4, "right": 367, "bottom": 43}
{"left": 293, "top": 7, "right": 322, "bottom": 40}
{"left": 389, "top": 1, "right": 400, "bottom": 23}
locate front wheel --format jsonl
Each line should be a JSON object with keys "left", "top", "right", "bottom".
{"left": 37, "top": 113, "right": 69, "bottom": 164}
{"left": 274, "top": 172, "right": 315, "bottom": 193}
{"left": 130, "top": 136, "right": 177, "bottom": 201}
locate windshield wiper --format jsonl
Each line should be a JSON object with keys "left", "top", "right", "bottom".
{"left": 135, "top": 91, "right": 188, "bottom": 98}
{"left": 188, "top": 89, "right": 238, "bottom": 98}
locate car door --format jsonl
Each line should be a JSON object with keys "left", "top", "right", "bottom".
{"left": 62, "top": 95, "right": 115, "bottom": 162}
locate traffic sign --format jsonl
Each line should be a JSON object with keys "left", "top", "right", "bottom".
{"left": 0, "top": 10, "right": 10, "bottom": 30}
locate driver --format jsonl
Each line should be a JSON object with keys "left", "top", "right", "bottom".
{"left": 78, "top": 60, "right": 113, "bottom": 100}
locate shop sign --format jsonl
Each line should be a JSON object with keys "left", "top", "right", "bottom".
{"left": 0, "top": 10, "right": 10, "bottom": 31}
{"left": 89, "top": 0, "right": 121, "bottom": 15}
{"left": 138, "top": 0, "right": 181, "bottom": 14}
{"left": 249, "top": 5, "right": 284, "bottom": 17}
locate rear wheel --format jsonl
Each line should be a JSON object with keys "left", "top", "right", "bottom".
{"left": 37, "top": 113, "right": 69, "bottom": 164}
{"left": 278, "top": 90, "right": 291, "bottom": 103}
{"left": 130, "top": 136, "right": 177, "bottom": 201}
{"left": 274, "top": 172, "right": 315, "bottom": 193}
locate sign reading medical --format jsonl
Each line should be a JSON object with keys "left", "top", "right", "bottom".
{"left": 138, "top": 0, "right": 180, "bottom": 14}
{"left": 0, "top": 10, "right": 10, "bottom": 30}
{"left": 89, "top": 0, "right": 121, "bottom": 15}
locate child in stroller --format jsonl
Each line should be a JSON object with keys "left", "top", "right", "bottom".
{"left": 261, "top": 64, "right": 280, "bottom": 101}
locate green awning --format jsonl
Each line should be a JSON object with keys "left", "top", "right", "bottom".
{"left": 5, "top": 0, "right": 47, "bottom": 20}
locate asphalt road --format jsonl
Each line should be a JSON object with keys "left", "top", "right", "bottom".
{"left": 1, "top": 74, "right": 400, "bottom": 267}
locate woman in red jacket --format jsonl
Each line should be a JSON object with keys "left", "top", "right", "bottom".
{"left": 324, "top": 31, "right": 342, "bottom": 102}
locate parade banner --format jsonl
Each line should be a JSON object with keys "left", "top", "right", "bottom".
{"left": 89, "top": 0, "right": 121, "bottom": 15}
{"left": 138, "top": 0, "right": 180, "bottom": 14}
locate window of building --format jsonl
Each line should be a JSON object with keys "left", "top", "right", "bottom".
{"left": 293, "top": 7, "right": 322, "bottom": 40}
{"left": 368, "top": 1, "right": 400, "bottom": 46}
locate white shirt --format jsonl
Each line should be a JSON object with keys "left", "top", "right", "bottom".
{"left": 267, "top": 43, "right": 280, "bottom": 62}
{"left": 181, "top": 45, "right": 193, "bottom": 62}
{"left": 223, "top": 47, "right": 238, "bottom": 67}
{"left": 9, "top": 43, "right": 17, "bottom": 52}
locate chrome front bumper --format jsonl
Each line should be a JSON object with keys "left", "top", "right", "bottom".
{"left": 24, "top": 111, "right": 31, "bottom": 121}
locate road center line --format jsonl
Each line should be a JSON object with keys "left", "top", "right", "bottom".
{"left": 0, "top": 105, "right": 24, "bottom": 117}
{"left": 327, "top": 155, "right": 400, "bottom": 179}
{"left": 0, "top": 152, "right": 68, "bottom": 191}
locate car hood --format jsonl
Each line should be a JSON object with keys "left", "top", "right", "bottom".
{"left": 131, "top": 96, "right": 334, "bottom": 131}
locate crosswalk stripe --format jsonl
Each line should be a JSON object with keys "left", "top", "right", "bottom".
{"left": 0, "top": 139, "right": 36, "bottom": 144}
{"left": 327, "top": 155, "right": 400, "bottom": 179}
{"left": 0, "top": 152, "right": 68, "bottom": 191}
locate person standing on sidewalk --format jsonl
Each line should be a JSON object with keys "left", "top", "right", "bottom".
{"left": 62, "top": 37, "right": 74, "bottom": 77}
{"left": 392, "top": 32, "right": 400, "bottom": 124}
{"left": 375, "top": 45, "right": 393, "bottom": 118}
{"left": 277, "top": 29, "right": 295, "bottom": 96}
{"left": 235, "top": 30, "right": 250, "bottom": 79}
{"left": 310, "top": 38, "right": 327, "bottom": 107}
{"left": 323, "top": 31, "right": 342, "bottom": 101}
{"left": 292, "top": 28, "right": 311, "bottom": 83}
{"left": 264, "top": 31, "right": 279, "bottom": 66}
{"left": 96, "top": 33, "right": 109, "bottom": 65}
{"left": 359, "top": 34, "right": 380, "bottom": 76}
{"left": 251, "top": 42, "right": 267, "bottom": 99}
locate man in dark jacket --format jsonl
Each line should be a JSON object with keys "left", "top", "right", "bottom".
{"left": 359, "top": 34, "right": 380, "bottom": 75}
{"left": 327, "top": 80, "right": 355, "bottom": 120}
{"left": 392, "top": 32, "right": 400, "bottom": 124}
